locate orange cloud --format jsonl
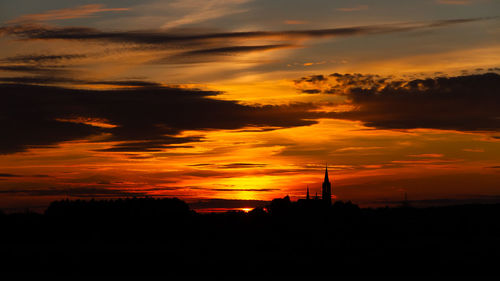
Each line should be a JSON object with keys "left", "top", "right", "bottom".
{"left": 284, "top": 20, "right": 307, "bottom": 25}
{"left": 462, "top": 148, "right": 485, "bottom": 152}
{"left": 409, "top": 154, "right": 444, "bottom": 158}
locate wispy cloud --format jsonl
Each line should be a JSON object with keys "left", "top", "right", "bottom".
{"left": 409, "top": 154, "right": 444, "bottom": 158}
{"left": 284, "top": 20, "right": 307, "bottom": 25}
{"left": 217, "top": 163, "right": 268, "bottom": 169}
{"left": 0, "top": 17, "right": 485, "bottom": 74}
{"left": 8, "top": 4, "right": 130, "bottom": 24}
{"left": 158, "top": 44, "right": 293, "bottom": 64}
{"left": 337, "top": 5, "right": 369, "bottom": 12}
{"left": 161, "top": 0, "right": 251, "bottom": 29}
{"left": 462, "top": 148, "right": 485, "bottom": 152}
{"left": 437, "top": 0, "right": 474, "bottom": 5}
{"left": 1, "top": 18, "right": 485, "bottom": 46}
{"left": 1, "top": 54, "right": 87, "bottom": 64}
{"left": 0, "top": 173, "right": 21, "bottom": 177}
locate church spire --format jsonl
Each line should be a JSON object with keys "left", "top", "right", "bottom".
{"left": 324, "top": 163, "right": 329, "bottom": 182}
{"left": 306, "top": 185, "right": 310, "bottom": 200}
{"left": 322, "top": 163, "right": 332, "bottom": 205}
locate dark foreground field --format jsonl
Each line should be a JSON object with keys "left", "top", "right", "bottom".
{"left": 2, "top": 197, "right": 500, "bottom": 275}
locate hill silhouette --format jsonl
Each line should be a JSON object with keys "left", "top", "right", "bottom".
{"left": 1, "top": 197, "right": 500, "bottom": 275}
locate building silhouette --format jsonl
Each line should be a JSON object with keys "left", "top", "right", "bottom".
{"left": 401, "top": 191, "right": 411, "bottom": 208}
{"left": 299, "top": 165, "right": 333, "bottom": 205}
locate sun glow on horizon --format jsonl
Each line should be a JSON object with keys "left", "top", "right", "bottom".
{"left": 1, "top": 1, "right": 500, "bottom": 209}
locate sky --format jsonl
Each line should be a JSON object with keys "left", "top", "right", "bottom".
{"left": 0, "top": 0, "right": 499, "bottom": 210}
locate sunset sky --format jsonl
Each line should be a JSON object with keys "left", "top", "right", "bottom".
{"left": 1, "top": 0, "right": 499, "bottom": 210}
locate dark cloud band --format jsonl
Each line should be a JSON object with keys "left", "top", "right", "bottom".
{"left": 0, "top": 83, "right": 324, "bottom": 154}
{"left": 0, "top": 18, "right": 488, "bottom": 45}
{"left": 296, "top": 72, "right": 500, "bottom": 132}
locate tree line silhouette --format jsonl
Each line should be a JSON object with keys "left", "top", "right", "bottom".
{"left": 1, "top": 196, "right": 500, "bottom": 275}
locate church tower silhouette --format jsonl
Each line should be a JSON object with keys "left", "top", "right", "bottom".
{"left": 322, "top": 164, "right": 332, "bottom": 205}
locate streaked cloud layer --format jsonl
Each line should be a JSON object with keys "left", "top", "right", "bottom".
{"left": 0, "top": 0, "right": 499, "bottom": 209}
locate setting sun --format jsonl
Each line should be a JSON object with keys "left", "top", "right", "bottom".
{"left": 2, "top": 0, "right": 500, "bottom": 276}
{"left": 0, "top": 0, "right": 499, "bottom": 211}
